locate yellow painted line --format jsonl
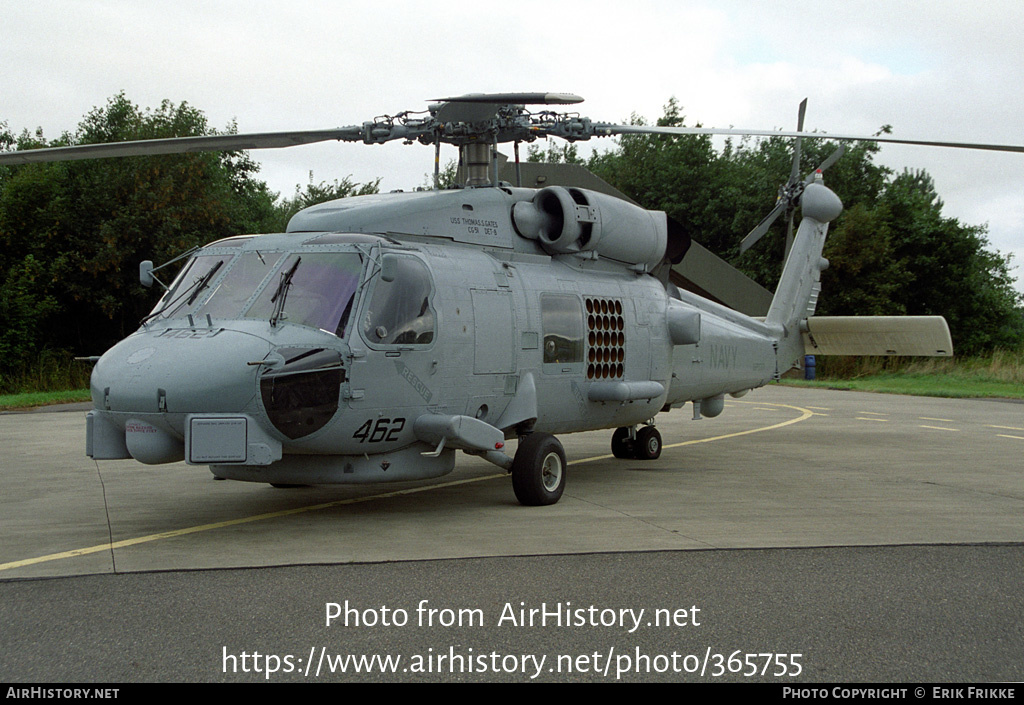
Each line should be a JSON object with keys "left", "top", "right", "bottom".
{"left": 668, "top": 402, "right": 813, "bottom": 448}
{"left": 858, "top": 412, "right": 888, "bottom": 416}
{"left": 856, "top": 417, "right": 887, "bottom": 422}
{"left": 573, "top": 402, "right": 814, "bottom": 465}
{"left": 0, "top": 475, "right": 503, "bottom": 573}
{"left": 805, "top": 406, "right": 831, "bottom": 411}
{"left": 987, "top": 425, "right": 1024, "bottom": 432}
{"left": 997, "top": 434, "right": 1024, "bottom": 441}
{"left": 919, "top": 417, "right": 955, "bottom": 423}
{"left": 920, "top": 425, "right": 959, "bottom": 432}
{"left": 1, "top": 402, "right": 814, "bottom": 573}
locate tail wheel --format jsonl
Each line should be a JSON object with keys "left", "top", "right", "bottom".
{"left": 511, "top": 432, "right": 566, "bottom": 506}
{"left": 634, "top": 426, "right": 662, "bottom": 460}
{"left": 611, "top": 427, "right": 635, "bottom": 459}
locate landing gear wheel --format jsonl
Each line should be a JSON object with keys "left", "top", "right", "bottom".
{"left": 611, "top": 427, "right": 635, "bottom": 459}
{"left": 511, "top": 432, "right": 566, "bottom": 506}
{"left": 634, "top": 426, "right": 662, "bottom": 460}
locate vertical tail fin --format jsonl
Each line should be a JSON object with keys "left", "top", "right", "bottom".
{"left": 766, "top": 178, "right": 843, "bottom": 369}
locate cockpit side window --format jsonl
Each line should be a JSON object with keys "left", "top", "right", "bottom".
{"left": 362, "top": 256, "right": 435, "bottom": 346}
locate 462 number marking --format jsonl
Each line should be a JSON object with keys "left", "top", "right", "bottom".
{"left": 352, "top": 417, "right": 406, "bottom": 443}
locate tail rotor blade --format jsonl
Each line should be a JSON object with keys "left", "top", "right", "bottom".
{"left": 805, "top": 143, "right": 846, "bottom": 183}
{"left": 790, "top": 98, "right": 807, "bottom": 184}
{"left": 744, "top": 99, "right": 831, "bottom": 256}
{"left": 740, "top": 200, "right": 786, "bottom": 252}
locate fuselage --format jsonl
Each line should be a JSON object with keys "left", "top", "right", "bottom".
{"left": 87, "top": 186, "right": 781, "bottom": 484}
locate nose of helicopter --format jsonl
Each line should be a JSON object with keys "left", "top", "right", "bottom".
{"left": 91, "top": 328, "right": 272, "bottom": 414}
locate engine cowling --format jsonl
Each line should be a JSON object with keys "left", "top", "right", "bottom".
{"left": 512, "top": 186, "right": 667, "bottom": 270}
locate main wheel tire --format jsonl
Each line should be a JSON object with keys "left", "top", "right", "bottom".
{"left": 611, "top": 427, "right": 635, "bottom": 459}
{"left": 511, "top": 432, "right": 566, "bottom": 506}
{"left": 634, "top": 426, "right": 662, "bottom": 460}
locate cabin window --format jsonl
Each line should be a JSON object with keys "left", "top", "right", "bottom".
{"left": 362, "top": 256, "right": 435, "bottom": 346}
{"left": 541, "top": 294, "right": 583, "bottom": 364}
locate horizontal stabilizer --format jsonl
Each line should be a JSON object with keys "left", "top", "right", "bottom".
{"left": 802, "top": 316, "right": 953, "bottom": 356}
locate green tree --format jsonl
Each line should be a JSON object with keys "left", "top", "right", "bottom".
{"left": 585, "top": 100, "right": 1023, "bottom": 352}
{"left": 713, "top": 134, "right": 891, "bottom": 290}
{"left": 0, "top": 94, "right": 281, "bottom": 368}
{"left": 423, "top": 159, "right": 459, "bottom": 190}
{"left": 879, "top": 170, "right": 1023, "bottom": 352}
{"left": 0, "top": 95, "right": 388, "bottom": 378}
{"left": 587, "top": 98, "right": 718, "bottom": 249}
{"left": 0, "top": 255, "right": 59, "bottom": 366}
{"left": 818, "top": 203, "right": 906, "bottom": 316}
{"left": 270, "top": 173, "right": 380, "bottom": 231}
{"left": 526, "top": 141, "right": 583, "bottom": 164}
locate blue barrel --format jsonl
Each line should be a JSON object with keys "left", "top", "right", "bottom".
{"left": 804, "top": 355, "right": 816, "bottom": 380}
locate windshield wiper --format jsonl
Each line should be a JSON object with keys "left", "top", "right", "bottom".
{"left": 270, "top": 257, "right": 301, "bottom": 327}
{"left": 141, "top": 258, "right": 224, "bottom": 325}
{"left": 186, "top": 259, "right": 225, "bottom": 305}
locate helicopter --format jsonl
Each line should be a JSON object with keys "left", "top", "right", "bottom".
{"left": 2, "top": 92, "right": 1018, "bottom": 506}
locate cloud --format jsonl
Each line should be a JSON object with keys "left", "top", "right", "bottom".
{"left": 3, "top": 0, "right": 1021, "bottom": 290}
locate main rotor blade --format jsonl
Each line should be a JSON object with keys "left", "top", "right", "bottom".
{"left": 594, "top": 124, "right": 1024, "bottom": 154}
{"left": 432, "top": 92, "right": 584, "bottom": 105}
{"left": 739, "top": 200, "right": 786, "bottom": 253}
{"left": 0, "top": 127, "right": 366, "bottom": 165}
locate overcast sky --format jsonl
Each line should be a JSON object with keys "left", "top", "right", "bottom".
{"left": 3, "top": 0, "right": 1022, "bottom": 292}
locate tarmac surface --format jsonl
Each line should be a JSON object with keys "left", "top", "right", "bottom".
{"left": 2, "top": 385, "right": 1022, "bottom": 682}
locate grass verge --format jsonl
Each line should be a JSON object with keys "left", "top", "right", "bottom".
{"left": 780, "top": 375, "right": 1024, "bottom": 399}
{"left": 781, "top": 348, "right": 1024, "bottom": 399}
{"left": 0, "top": 389, "right": 92, "bottom": 411}
{"left": 0, "top": 350, "right": 93, "bottom": 409}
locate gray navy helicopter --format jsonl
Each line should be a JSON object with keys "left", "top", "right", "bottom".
{"left": 3, "top": 92, "right": 1019, "bottom": 505}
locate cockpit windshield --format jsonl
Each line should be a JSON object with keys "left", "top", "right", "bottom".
{"left": 245, "top": 253, "right": 363, "bottom": 337}
{"left": 147, "top": 249, "right": 364, "bottom": 339}
{"left": 150, "top": 253, "right": 232, "bottom": 321}
{"left": 199, "top": 251, "right": 284, "bottom": 319}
